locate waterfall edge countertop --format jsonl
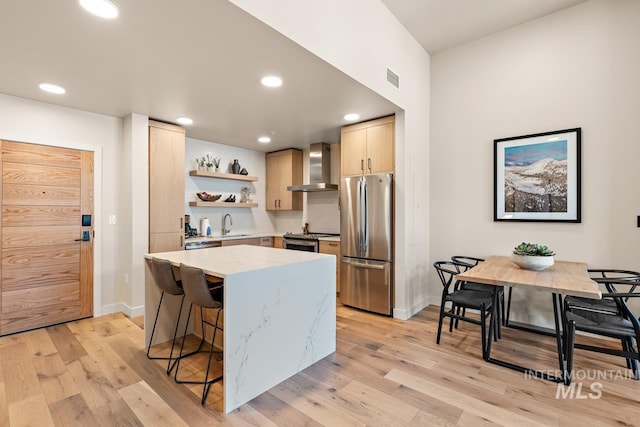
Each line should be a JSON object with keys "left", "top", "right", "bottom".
{"left": 144, "top": 245, "right": 336, "bottom": 413}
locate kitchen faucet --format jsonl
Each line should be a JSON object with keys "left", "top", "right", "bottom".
{"left": 222, "top": 213, "right": 232, "bottom": 236}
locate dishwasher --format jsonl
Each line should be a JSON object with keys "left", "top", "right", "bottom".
{"left": 184, "top": 240, "right": 222, "bottom": 250}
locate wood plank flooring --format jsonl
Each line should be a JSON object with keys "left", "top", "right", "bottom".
{"left": 0, "top": 304, "right": 639, "bottom": 426}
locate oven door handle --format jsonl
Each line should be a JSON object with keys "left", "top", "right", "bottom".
{"left": 284, "top": 239, "right": 318, "bottom": 247}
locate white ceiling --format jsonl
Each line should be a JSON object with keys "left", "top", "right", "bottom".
{"left": 381, "top": 0, "right": 588, "bottom": 54}
{"left": 0, "top": 1, "right": 589, "bottom": 152}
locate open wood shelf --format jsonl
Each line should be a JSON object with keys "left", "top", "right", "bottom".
{"left": 189, "top": 201, "right": 258, "bottom": 208}
{"left": 189, "top": 170, "right": 258, "bottom": 182}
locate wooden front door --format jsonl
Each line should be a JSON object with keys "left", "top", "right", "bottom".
{"left": 0, "top": 141, "right": 93, "bottom": 335}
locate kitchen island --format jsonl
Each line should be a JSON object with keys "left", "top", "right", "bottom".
{"left": 144, "top": 245, "right": 336, "bottom": 413}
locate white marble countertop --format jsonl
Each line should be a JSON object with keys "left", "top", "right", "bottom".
{"left": 146, "top": 244, "right": 333, "bottom": 277}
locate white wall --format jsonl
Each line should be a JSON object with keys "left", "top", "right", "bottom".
{"left": 0, "top": 93, "right": 124, "bottom": 316}
{"left": 185, "top": 137, "right": 275, "bottom": 235}
{"left": 430, "top": 0, "right": 640, "bottom": 325}
{"left": 230, "top": 0, "right": 432, "bottom": 319}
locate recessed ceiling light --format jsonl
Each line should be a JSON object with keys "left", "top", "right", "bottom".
{"left": 261, "top": 75, "right": 283, "bottom": 88}
{"left": 39, "top": 82, "right": 66, "bottom": 94}
{"left": 344, "top": 113, "right": 360, "bottom": 121}
{"left": 79, "top": 0, "right": 119, "bottom": 19}
{"left": 176, "top": 117, "right": 193, "bottom": 125}
{"left": 258, "top": 136, "right": 271, "bottom": 143}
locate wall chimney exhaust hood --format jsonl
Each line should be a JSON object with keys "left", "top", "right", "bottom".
{"left": 287, "top": 142, "right": 338, "bottom": 192}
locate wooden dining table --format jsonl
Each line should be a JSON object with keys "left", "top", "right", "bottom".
{"left": 456, "top": 255, "right": 601, "bottom": 383}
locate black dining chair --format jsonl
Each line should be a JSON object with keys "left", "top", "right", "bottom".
{"left": 434, "top": 260, "right": 495, "bottom": 359}
{"left": 451, "top": 255, "right": 505, "bottom": 334}
{"left": 564, "top": 269, "right": 640, "bottom": 316}
{"left": 174, "top": 263, "right": 225, "bottom": 405}
{"left": 564, "top": 280, "right": 640, "bottom": 384}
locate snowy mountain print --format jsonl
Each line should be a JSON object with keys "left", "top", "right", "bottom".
{"left": 504, "top": 158, "right": 568, "bottom": 212}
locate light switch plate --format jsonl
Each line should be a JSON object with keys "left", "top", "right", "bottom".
{"left": 109, "top": 214, "right": 117, "bottom": 225}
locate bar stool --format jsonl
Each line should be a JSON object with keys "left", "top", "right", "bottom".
{"left": 146, "top": 257, "right": 195, "bottom": 375}
{"left": 175, "top": 263, "right": 224, "bottom": 405}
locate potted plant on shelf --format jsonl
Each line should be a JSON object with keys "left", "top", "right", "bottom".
{"left": 205, "top": 153, "right": 221, "bottom": 172}
{"left": 197, "top": 156, "right": 206, "bottom": 171}
{"left": 511, "top": 242, "right": 556, "bottom": 271}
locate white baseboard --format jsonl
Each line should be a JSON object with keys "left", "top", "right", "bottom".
{"left": 102, "top": 303, "right": 144, "bottom": 318}
{"left": 393, "top": 297, "right": 431, "bottom": 320}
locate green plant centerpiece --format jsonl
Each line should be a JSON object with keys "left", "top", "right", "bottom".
{"left": 511, "top": 242, "right": 556, "bottom": 271}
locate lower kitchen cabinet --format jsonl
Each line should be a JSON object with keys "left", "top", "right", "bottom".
{"left": 273, "top": 236, "right": 284, "bottom": 249}
{"left": 319, "top": 240, "right": 341, "bottom": 293}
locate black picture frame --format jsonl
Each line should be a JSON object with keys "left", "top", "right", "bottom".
{"left": 494, "top": 128, "right": 581, "bottom": 223}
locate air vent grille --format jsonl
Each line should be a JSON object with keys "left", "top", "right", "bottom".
{"left": 386, "top": 68, "right": 399, "bottom": 89}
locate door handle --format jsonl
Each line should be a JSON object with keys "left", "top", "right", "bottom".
{"left": 180, "top": 217, "right": 183, "bottom": 229}
{"left": 75, "top": 231, "right": 91, "bottom": 242}
{"left": 367, "top": 158, "right": 372, "bottom": 172}
{"left": 343, "top": 259, "right": 386, "bottom": 270}
{"left": 360, "top": 159, "right": 364, "bottom": 172}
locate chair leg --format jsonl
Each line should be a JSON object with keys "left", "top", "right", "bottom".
{"left": 449, "top": 303, "right": 456, "bottom": 332}
{"left": 480, "top": 303, "right": 487, "bottom": 360}
{"left": 200, "top": 308, "right": 223, "bottom": 405}
{"left": 174, "top": 303, "right": 193, "bottom": 384}
{"left": 166, "top": 295, "right": 186, "bottom": 375}
{"left": 146, "top": 291, "right": 165, "bottom": 360}
{"left": 436, "top": 300, "right": 446, "bottom": 345}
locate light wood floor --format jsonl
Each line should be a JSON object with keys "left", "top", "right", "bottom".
{"left": 1, "top": 304, "right": 639, "bottom": 426}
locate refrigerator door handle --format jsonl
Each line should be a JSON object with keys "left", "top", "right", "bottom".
{"left": 343, "top": 259, "right": 386, "bottom": 270}
{"left": 362, "top": 178, "right": 369, "bottom": 254}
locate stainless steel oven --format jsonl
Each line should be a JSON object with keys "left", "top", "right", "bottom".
{"left": 282, "top": 232, "right": 340, "bottom": 252}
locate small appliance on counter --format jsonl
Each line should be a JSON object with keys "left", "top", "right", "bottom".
{"left": 184, "top": 214, "right": 198, "bottom": 237}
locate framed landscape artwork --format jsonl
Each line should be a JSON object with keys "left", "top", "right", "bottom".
{"left": 494, "top": 128, "right": 581, "bottom": 222}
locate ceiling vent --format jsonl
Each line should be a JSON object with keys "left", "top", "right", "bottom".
{"left": 386, "top": 68, "right": 399, "bottom": 89}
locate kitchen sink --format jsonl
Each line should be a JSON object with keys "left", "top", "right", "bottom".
{"left": 219, "top": 234, "right": 250, "bottom": 238}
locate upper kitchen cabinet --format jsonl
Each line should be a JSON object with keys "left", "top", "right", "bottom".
{"left": 265, "top": 149, "right": 303, "bottom": 211}
{"left": 149, "top": 120, "right": 185, "bottom": 251}
{"left": 341, "top": 115, "right": 395, "bottom": 177}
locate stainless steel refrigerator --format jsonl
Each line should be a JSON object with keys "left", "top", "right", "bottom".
{"left": 340, "top": 173, "right": 393, "bottom": 315}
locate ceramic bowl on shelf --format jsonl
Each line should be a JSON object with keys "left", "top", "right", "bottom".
{"left": 196, "top": 192, "right": 221, "bottom": 202}
{"left": 511, "top": 254, "right": 554, "bottom": 271}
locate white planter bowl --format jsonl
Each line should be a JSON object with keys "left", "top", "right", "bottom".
{"left": 511, "top": 254, "right": 554, "bottom": 271}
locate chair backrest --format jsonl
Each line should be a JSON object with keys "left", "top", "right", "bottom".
{"left": 433, "top": 261, "right": 461, "bottom": 294}
{"left": 589, "top": 269, "right": 640, "bottom": 297}
{"left": 151, "top": 258, "right": 183, "bottom": 295}
{"left": 451, "top": 256, "right": 484, "bottom": 272}
{"left": 603, "top": 282, "right": 640, "bottom": 335}
{"left": 180, "top": 263, "right": 222, "bottom": 309}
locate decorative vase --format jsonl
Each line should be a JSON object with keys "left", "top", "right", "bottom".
{"left": 511, "top": 254, "right": 554, "bottom": 271}
{"left": 215, "top": 166, "right": 220, "bottom": 173}
{"left": 232, "top": 159, "right": 241, "bottom": 174}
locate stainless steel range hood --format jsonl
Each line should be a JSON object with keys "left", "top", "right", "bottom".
{"left": 287, "top": 142, "right": 338, "bottom": 192}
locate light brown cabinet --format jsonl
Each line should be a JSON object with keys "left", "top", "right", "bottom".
{"left": 319, "top": 240, "right": 341, "bottom": 293}
{"left": 273, "top": 236, "right": 284, "bottom": 248}
{"left": 341, "top": 115, "right": 395, "bottom": 177}
{"left": 266, "top": 149, "right": 303, "bottom": 211}
{"left": 149, "top": 120, "right": 185, "bottom": 252}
